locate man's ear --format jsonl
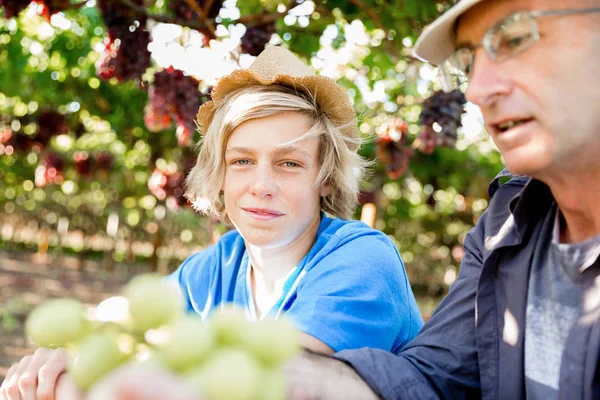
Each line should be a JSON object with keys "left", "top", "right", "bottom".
{"left": 320, "top": 184, "right": 333, "bottom": 197}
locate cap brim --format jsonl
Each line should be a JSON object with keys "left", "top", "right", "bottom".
{"left": 413, "top": 0, "right": 484, "bottom": 65}
{"left": 196, "top": 69, "right": 359, "bottom": 150}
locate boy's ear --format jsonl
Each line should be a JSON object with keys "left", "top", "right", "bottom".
{"left": 320, "top": 184, "right": 333, "bottom": 197}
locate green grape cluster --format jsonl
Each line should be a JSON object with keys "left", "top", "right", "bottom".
{"left": 24, "top": 273, "right": 302, "bottom": 400}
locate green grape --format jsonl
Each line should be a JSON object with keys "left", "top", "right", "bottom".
{"left": 189, "top": 348, "right": 262, "bottom": 400}
{"left": 243, "top": 317, "right": 301, "bottom": 367}
{"left": 208, "top": 306, "right": 251, "bottom": 347}
{"left": 253, "top": 368, "right": 287, "bottom": 400}
{"left": 124, "top": 274, "right": 183, "bottom": 332}
{"left": 25, "top": 298, "right": 88, "bottom": 347}
{"left": 71, "top": 332, "right": 126, "bottom": 391}
{"left": 183, "top": 365, "right": 208, "bottom": 399}
{"left": 159, "top": 315, "right": 216, "bottom": 372}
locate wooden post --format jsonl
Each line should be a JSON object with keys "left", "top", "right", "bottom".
{"left": 360, "top": 203, "right": 377, "bottom": 228}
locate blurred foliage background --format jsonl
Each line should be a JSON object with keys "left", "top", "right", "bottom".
{"left": 0, "top": 0, "right": 505, "bottom": 320}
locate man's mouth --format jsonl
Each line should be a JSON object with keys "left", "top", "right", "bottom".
{"left": 494, "top": 118, "right": 534, "bottom": 133}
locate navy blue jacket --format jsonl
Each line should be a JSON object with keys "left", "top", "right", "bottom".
{"left": 337, "top": 171, "right": 600, "bottom": 400}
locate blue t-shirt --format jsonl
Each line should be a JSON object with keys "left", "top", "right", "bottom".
{"left": 165, "top": 213, "right": 423, "bottom": 353}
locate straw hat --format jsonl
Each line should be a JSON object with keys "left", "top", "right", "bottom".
{"left": 196, "top": 46, "right": 359, "bottom": 150}
{"left": 413, "top": 0, "right": 485, "bottom": 65}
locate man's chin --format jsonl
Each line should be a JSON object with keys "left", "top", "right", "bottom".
{"left": 502, "top": 149, "right": 551, "bottom": 178}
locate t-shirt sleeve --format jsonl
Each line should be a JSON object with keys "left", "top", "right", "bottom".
{"left": 163, "top": 254, "right": 196, "bottom": 313}
{"left": 285, "top": 231, "right": 423, "bottom": 353}
{"left": 163, "top": 251, "right": 214, "bottom": 315}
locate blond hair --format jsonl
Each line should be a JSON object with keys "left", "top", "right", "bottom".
{"left": 185, "top": 85, "right": 368, "bottom": 220}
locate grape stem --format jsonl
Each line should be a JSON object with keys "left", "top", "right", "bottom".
{"left": 182, "top": 0, "right": 216, "bottom": 37}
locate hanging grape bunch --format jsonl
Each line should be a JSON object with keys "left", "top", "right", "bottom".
{"left": 96, "top": 25, "right": 152, "bottom": 82}
{"left": 144, "top": 69, "right": 204, "bottom": 146}
{"left": 1, "top": 0, "right": 71, "bottom": 19}
{"left": 95, "top": 0, "right": 150, "bottom": 82}
{"left": 165, "top": 172, "right": 187, "bottom": 208}
{"left": 375, "top": 119, "right": 413, "bottom": 180}
{"left": 35, "top": 151, "right": 65, "bottom": 187}
{"left": 148, "top": 167, "right": 169, "bottom": 200}
{"left": 2, "top": 131, "right": 36, "bottom": 154}
{"left": 95, "top": 151, "right": 114, "bottom": 172}
{"left": 145, "top": 71, "right": 177, "bottom": 133}
{"left": 0, "top": 0, "right": 30, "bottom": 18}
{"left": 148, "top": 165, "right": 189, "bottom": 208}
{"left": 36, "top": 110, "right": 69, "bottom": 146}
{"left": 417, "top": 89, "right": 466, "bottom": 154}
{"left": 24, "top": 274, "right": 301, "bottom": 400}
{"left": 97, "top": 0, "right": 146, "bottom": 29}
{"left": 173, "top": 71, "right": 204, "bottom": 146}
{"left": 241, "top": 23, "right": 276, "bottom": 56}
{"left": 95, "top": 151, "right": 115, "bottom": 180}
{"left": 73, "top": 151, "right": 94, "bottom": 177}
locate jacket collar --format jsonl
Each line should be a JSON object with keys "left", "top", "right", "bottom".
{"left": 485, "top": 169, "right": 555, "bottom": 251}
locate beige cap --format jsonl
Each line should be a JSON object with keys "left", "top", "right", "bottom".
{"left": 413, "top": 0, "right": 485, "bottom": 65}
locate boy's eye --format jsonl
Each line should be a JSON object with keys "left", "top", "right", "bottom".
{"left": 283, "top": 161, "right": 299, "bottom": 168}
{"left": 233, "top": 159, "right": 250, "bottom": 165}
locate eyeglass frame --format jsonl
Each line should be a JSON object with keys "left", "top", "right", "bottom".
{"left": 438, "top": 7, "right": 600, "bottom": 91}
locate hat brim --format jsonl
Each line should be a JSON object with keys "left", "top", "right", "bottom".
{"left": 413, "top": 0, "right": 485, "bottom": 65}
{"left": 196, "top": 69, "right": 359, "bottom": 150}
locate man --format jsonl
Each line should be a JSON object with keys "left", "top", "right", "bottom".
{"left": 285, "top": 0, "right": 600, "bottom": 399}
{"left": 3, "top": 0, "right": 598, "bottom": 399}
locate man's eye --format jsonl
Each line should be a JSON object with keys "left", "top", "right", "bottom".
{"left": 502, "top": 35, "right": 528, "bottom": 49}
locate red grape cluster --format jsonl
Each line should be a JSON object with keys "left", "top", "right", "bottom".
{"left": 241, "top": 24, "right": 276, "bottom": 57}
{"left": 0, "top": 0, "right": 31, "bottom": 18}
{"left": 0, "top": 128, "right": 11, "bottom": 145}
{"left": 148, "top": 167, "right": 188, "bottom": 208}
{"left": 1, "top": 0, "right": 70, "bottom": 19}
{"left": 145, "top": 69, "right": 206, "bottom": 146}
{"left": 2, "top": 131, "right": 36, "bottom": 154}
{"left": 375, "top": 119, "right": 413, "bottom": 180}
{"left": 96, "top": 25, "right": 152, "bottom": 82}
{"left": 37, "top": 110, "right": 69, "bottom": 146}
{"left": 1, "top": 111, "right": 67, "bottom": 154}
{"left": 148, "top": 168, "right": 169, "bottom": 200}
{"left": 73, "top": 151, "right": 94, "bottom": 177}
{"left": 95, "top": 151, "right": 114, "bottom": 172}
{"left": 97, "top": 0, "right": 146, "bottom": 29}
{"left": 417, "top": 89, "right": 466, "bottom": 154}
{"left": 33, "top": 150, "right": 115, "bottom": 185}
{"left": 35, "top": 151, "right": 65, "bottom": 187}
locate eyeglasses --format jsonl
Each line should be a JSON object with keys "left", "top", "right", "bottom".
{"left": 438, "top": 7, "right": 600, "bottom": 91}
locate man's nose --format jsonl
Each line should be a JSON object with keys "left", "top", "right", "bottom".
{"left": 465, "top": 48, "right": 513, "bottom": 108}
